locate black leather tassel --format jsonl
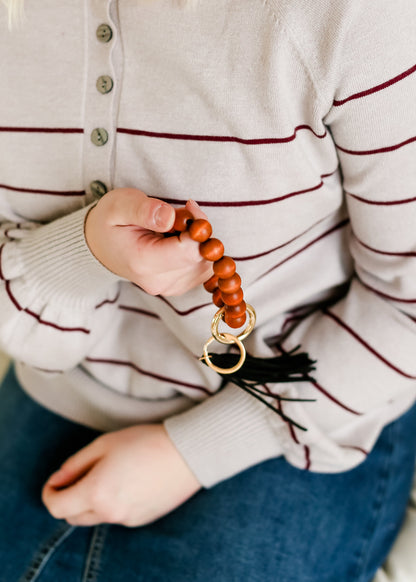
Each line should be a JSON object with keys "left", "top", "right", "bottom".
{"left": 205, "top": 347, "right": 316, "bottom": 431}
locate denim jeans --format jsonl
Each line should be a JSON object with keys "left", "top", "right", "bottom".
{"left": 1, "top": 365, "right": 416, "bottom": 582}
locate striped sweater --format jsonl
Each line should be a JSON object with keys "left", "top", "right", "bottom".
{"left": 1, "top": 0, "right": 416, "bottom": 487}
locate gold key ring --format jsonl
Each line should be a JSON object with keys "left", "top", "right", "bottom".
{"left": 211, "top": 304, "right": 256, "bottom": 345}
{"left": 202, "top": 333, "right": 246, "bottom": 375}
{"left": 202, "top": 305, "right": 256, "bottom": 374}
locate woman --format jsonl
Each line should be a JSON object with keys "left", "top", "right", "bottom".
{"left": 1, "top": 0, "right": 416, "bottom": 580}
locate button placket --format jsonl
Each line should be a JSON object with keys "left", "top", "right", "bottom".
{"left": 83, "top": 0, "right": 119, "bottom": 202}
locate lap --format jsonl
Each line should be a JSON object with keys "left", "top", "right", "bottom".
{"left": 1, "top": 366, "right": 415, "bottom": 582}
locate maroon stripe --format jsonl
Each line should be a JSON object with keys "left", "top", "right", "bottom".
{"left": 360, "top": 279, "right": 416, "bottom": 304}
{"left": 95, "top": 291, "right": 120, "bottom": 310}
{"left": 235, "top": 217, "right": 334, "bottom": 262}
{"left": 117, "top": 124, "right": 327, "bottom": 145}
{"left": 355, "top": 236, "right": 416, "bottom": 257}
{"left": 311, "top": 379, "right": 362, "bottom": 415}
{"left": 158, "top": 295, "right": 212, "bottom": 316}
{"left": 0, "top": 245, "right": 4, "bottom": 280}
{"left": 278, "top": 398, "right": 311, "bottom": 470}
{"left": 258, "top": 218, "right": 350, "bottom": 280}
{"left": 0, "top": 126, "right": 83, "bottom": 134}
{"left": 5, "top": 280, "right": 90, "bottom": 334}
{"left": 340, "top": 444, "right": 368, "bottom": 456}
{"left": 85, "top": 357, "right": 210, "bottom": 394}
{"left": 323, "top": 308, "right": 416, "bottom": 379}
{"left": 336, "top": 135, "right": 416, "bottom": 156}
{"left": 0, "top": 183, "right": 85, "bottom": 197}
{"left": 281, "top": 313, "right": 304, "bottom": 334}
{"left": 118, "top": 305, "right": 160, "bottom": 319}
{"left": 278, "top": 342, "right": 361, "bottom": 415}
{"left": 347, "top": 191, "right": 416, "bottom": 206}
{"left": 333, "top": 64, "right": 416, "bottom": 106}
{"left": 162, "top": 169, "right": 338, "bottom": 209}
{"left": 304, "top": 446, "right": 311, "bottom": 471}
{"left": 278, "top": 399, "right": 300, "bottom": 445}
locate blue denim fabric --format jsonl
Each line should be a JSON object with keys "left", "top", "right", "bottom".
{"left": 1, "top": 365, "right": 416, "bottom": 582}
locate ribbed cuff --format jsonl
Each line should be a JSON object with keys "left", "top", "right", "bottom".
{"left": 6, "top": 205, "right": 121, "bottom": 305}
{"left": 164, "top": 384, "right": 285, "bottom": 488}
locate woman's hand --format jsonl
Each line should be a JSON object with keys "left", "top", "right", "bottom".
{"left": 42, "top": 424, "right": 201, "bottom": 527}
{"left": 85, "top": 189, "right": 213, "bottom": 296}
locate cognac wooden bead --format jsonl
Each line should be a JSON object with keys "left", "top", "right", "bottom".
{"left": 213, "top": 256, "right": 236, "bottom": 278}
{"left": 188, "top": 219, "right": 212, "bottom": 243}
{"left": 199, "top": 238, "right": 224, "bottom": 262}
{"left": 173, "top": 208, "right": 194, "bottom": 232}
{"left": 203, "top": 274, "right": 219, "bottom": 293}
{"left": 221, "top": 287, "right": 244, "bottom": 306}
{"left": 212, "top": 288, "right": 224, "bottom": 307}
{"left": 224, "top": 313, "right": 247, "bottom": 328}
{"left": 173, "top": 207, "right": 251, "bottom": 331}
{"left": 225, "top": 301, "right": 246, "bottom": 319}
{"left": 218, "top": 273, "right": 241, "bottom": 294}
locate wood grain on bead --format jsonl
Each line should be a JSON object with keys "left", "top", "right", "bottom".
{"left": 199, "top": 238, "right": 224, "bottom": 262}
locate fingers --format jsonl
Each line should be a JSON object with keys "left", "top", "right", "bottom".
{"left": 185, "top": 199, "right": 208, "bottom": 221}
{"left": 159, "top": 260, "right": 213, "bottom": 296}
{"left": 42, "top": 440, "right": 104, "bottom": 519}
{"left": 48, "top": 438, "right": 104, "bottom": 487}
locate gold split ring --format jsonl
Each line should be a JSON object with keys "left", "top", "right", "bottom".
{"left": 211, "top": 304, "right": 256, "bottom": 345}
{"left": 202, "top": 333, "right": 246, "bottom": 375}
{"left": 202, "top": 305, "right": 256, "bottom": 374}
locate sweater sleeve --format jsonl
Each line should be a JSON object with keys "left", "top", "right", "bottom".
{"left": 165, "top": 0, "right": 416, "bottom": 487}
{"left": 0, "top": 204, "right": 121, "bottom": 370}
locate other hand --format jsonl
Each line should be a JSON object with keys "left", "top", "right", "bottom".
{"left": 42, "top": 424, "right": 201, "bottom": 527}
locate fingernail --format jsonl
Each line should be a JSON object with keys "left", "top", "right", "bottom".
{"left": 155, "top": 204, "right": 173, "bottom": 228}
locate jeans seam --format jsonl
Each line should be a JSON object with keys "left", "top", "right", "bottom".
{"left": 351, "top": 421, "right": 396, "bottom": 582}
{"left": 82, "top": 525, "right": 108, "bottom": 582}
{"left": 18, "top": 524, "right": 76, "bottom": 582}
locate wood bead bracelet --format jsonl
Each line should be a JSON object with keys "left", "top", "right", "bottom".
{"left": 172, "top": 208, "right": 256, "bottom": 375}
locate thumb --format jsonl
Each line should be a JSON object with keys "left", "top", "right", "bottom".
{"left": 143, "top": 198, "right": 175, "bottom": 233}
{"left": 133, "top": 192, "right": 175, "bottom": 233}
{"left": 110, "top": 188, "right": 175, "bottom": 233}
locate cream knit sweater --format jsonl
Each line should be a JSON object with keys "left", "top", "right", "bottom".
{"left": 1, "top": 0, "right": 416, "bottom": 487}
